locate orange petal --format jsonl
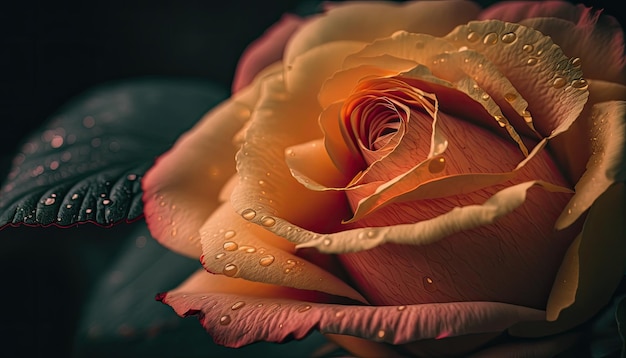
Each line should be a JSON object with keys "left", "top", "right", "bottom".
{"left": 285, "top": 0, "right": 482, "bottom": 65}
{"left": 200, "top": 202, "right": 366, "bottom": 303}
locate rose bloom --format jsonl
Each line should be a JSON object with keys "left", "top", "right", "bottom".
{"left": 142, "top": 1, "right": 626, "bottom": 356}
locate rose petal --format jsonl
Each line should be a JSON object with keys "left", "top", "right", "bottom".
{"left": 519, "top": 16, "right": 626, "bottom": 85}
{"left": 444, "top": 20, "right": 589, "bottom": 138}
{"left": 232, "top": 14, "right": 306, "bottom": 93}
{"left": 285, "top": 0, "right": 482, "bottom": 65}
{"left": 142, "top": 64, "right": 281, "bottom": 257}
{"left": 510, "top": 182, "right": 626, "bottom": 337}
{"left": 554, "top": 100, "right": 626, "bottom": 229}
{"left": 480, "top": 1, "right": 626, "bottom": 84}
{"left": 232, "top": 42, "right": 367, "bottom": 232}
{"left": 550, "top": 80, "right": 626, "bottom": 185}
{"left": 259, "top": 181, "right": 570, "bottom": 254}
{"left": 159, "top": 269, "right": 546, "bottom": 348}
{"left": 200, "top": 202, "right": 366, "bottom": 303}
{"left": 479, "top": 1, "right": 590, "bottom": 23}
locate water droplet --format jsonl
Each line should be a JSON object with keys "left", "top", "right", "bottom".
{"left": 259, "top": 255, "right": 275, "bottom": 266}
{"left": 335, "top": 311, "right": 345, "bottom": 318}
{"left": 224, "top": 230, "right": 236, "bottom": 239}
{"left": 570, "top": 57, "right": 581, "bottom": 68}
{"left": 86, "top": 208, "right": 93, "bottom": 214}
{"left": 219, "top": 315, "right": 232, "bottom": 325}
{"left": 240, "top": 245, "right": 256, "bottom": 253}
{"left": 223, "top": 263, "right": 238, "bottom": 277}
{"left": 377, "top": 329, "right": 386, "bottom": 339}
{"left": 423, "top": 276, "right": 437, "bottom": 292}
{"left": 397, "top": 305, "right": 406, "bottom": 311}
{"left": 481, "top": 93, "right": 490, "bottom": 101}
{"left": 261, "top": 216, "right": 276, "bottom": 227}
{"left": 231, "top": 301, "right": 246, "bottom": 310}
{"left": 102, "top": 199, "right": 111, "bottom": 205}
{"left": 522, "top": 44, "right": 534, "bottom": 53}
{"left": 66, "top": 204, "right": 72, "bottom": 209}
{"left": 466, "top": 31, "right": 479, "bottom": 42}
{"left": 241, "top": 208, "right": 256, "bottom": 220}
{"left": 323, "top": 238, "right": 332, "bottom": 246}
{"left": 44, "top": 198, "right": 55, "bottom": 205}
{"left": 171, "top": 228, "right": 177, "bottom": 237}
{"left": 500, "top": 32, "right": 516, "bottom": 43}
{"left": 428, "top": 157, "right": 446, "bottom": 173}
{"left": 223, "top": 241, "right": 238, "bottom": 251}
{"left": 284, "top": 268, "right": 291, "bottom": 274}
{"left": 297, "top": 305, "right": 312, "bottom": 313}
{"left": 526, "top": 57, "right": 538, "bottom": 66}
{"left": 215, "top": 253, "right": 226, "bottom": 259}
{"left": 71, "top": 193, "right": 79, "bottom": 200}
{"left": 571, "top": 78, "right": 588, "bottom": 90}
{"left": 482, "top": 32, "right": 497, "bottom": 45}
{"left": 552, "top": 77, "right": 567, "bottom": 89}
{"left": 258, "top": 180, "right": 265, "bottom": 185}
{"left": 504, "top": 93, "right": 517, "bottom": 102}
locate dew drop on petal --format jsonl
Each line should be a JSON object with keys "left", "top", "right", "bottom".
{"left": 223, "top": 263, "right": 238, "bottom": 277}
{"left": 259, "top": 255, "right": 275, "bottom": 267}
{"left": 552, "top": 77, "right": 567, "bottom": 89}
{"left": 102, "top": 199, "right": 111, "bottom": 205}
{"left": 428, "top": 157, "right": 446, "bottom": 173}
{"left": 526, "top": 57, "right": 538, "bottom": 66}
{"left": 423, "top": 276, "right": 437, "bottom": 292}
{"left": 504, "top": 93, "right": 517, "bottom": 103}
{"left": 215, "top": 253, "right": 226, "bottom": 259}
{"left": 219, "top": 315, "right": 232, "bottom": 325}
{"left": 377, "top": 329, "right": 386, "bottom": 339}
{"left": 466, "top": 31, "right": 479, "bottom": 42}
{"left": 500, "top": 32, "right": 516, "bottom": 44}
{"left": 482, "top": 32, "right": 497, "bottom": 45}
{"left": 231, "top": 301, "right": 246, "bottom": 311}
{"left": 570, "top": 57, "right": 582, "bottom": 68}
{"left": 323, "top": 238, "right": 332, "bottom": 246}
{"left": 397, "top": 305, "right": 407, "bottom": 311}
{"left": 297, "top": 305, "right": 312, "bottom": 313}
{"left": 261, "top": 216, "right": 276, "bottom": 227}
{"left": 44, "top": 198, "right": 55, "bottom": 205}
{"left": 522, "top": 44, "right": 534, "bottom": 53}
{"left": 223, "top": 241, "right": 238, "bottom": 251}
{"left": 571, "top": 79, "right": 588, "bottom": 90}
{"left": 241, "top": 208, "right": 256, "bottom": 220}
{"left": 224, "top": 230, "right": 236, "bottom": 239}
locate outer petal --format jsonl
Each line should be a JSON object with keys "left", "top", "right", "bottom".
{"left": 199, "top": 202, "right": 367, "bottom": 303}
{"left": 142, "top": 64, "right": 281, "bottom": 257}
{"left": 555, "top": 101, "right": 626, "bottom": 229}
{"left": 232, "top": 14, "right": 306, "bottom": 93}
{"left": 285, "top": 0, "right": 482, "bottom": 65}
{"left": 510, "top": 182, "right": 626, "bottom": 337}
{"left": 159, "top": 269, "right": 546, "bottom": 349}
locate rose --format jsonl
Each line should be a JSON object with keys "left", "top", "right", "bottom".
{"left": 142, "top": 0, "right": 626, "bottom": 356}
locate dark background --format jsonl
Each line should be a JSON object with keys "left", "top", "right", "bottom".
{"left": 1, "top": 0, "right": 624, "bottom": 163}
{"left": 0, "top": 1, "right": 624, "bottom": 357}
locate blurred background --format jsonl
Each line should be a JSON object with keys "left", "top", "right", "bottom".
{"left": 0, "top": 0, "right": 624, "bottom": 357}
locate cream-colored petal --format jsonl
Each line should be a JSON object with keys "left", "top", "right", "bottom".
{"left": 285, "top": 0, "right": 482, "bottom": 65}
{"left": 509, "top": 182, "right": 626, "bottom": 337}
{"left": 555, "top": 100, "right": 626, "bottom": 229}
{"left": 444, "top": 20, "right": 589, "bottom": 138}
{"left": 285, "top": 139, "right": 348, "bottom": 190}
{"left": 238, "top": 180, "right": 568, "bottom": 254}
{"left": 519, "top": 15, "right": 626, "bottom": 85}
{"left": 141, "top": 68, "right": 277, "bottom": 257}
{"left": 200, "top": 202, "right": 366, "bottom": 303}
{"left": 232, "top": 44, "right": 367, "bottom": 233}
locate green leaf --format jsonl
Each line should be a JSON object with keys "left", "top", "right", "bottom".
{"left": 73, "top": 220, "right": 340, "bottom": 358}
{"left": 0, "top": 77, "right": 227, "bottom": 228}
